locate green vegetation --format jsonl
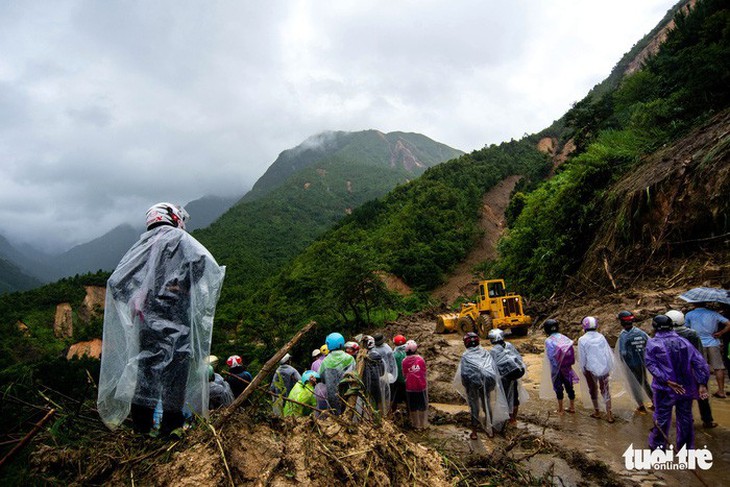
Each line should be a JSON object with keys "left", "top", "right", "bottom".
{"left": 493, "top": 0, "right": 730, "bottom": 298}
{"left": 212, "top": 138, "right": 550, "bottom": 364}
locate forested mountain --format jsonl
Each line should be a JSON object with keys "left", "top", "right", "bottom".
{"left": 0, "top": 258, "right": 41, "bottom": 294}
{"left": 193, "top": 130, "right": 463, "bottom": 297}
{"left": 240, "top": 130, "right": 462, "bottom": 202}
{"left": 494, "top": 0, "right": 729, "bottom": 297}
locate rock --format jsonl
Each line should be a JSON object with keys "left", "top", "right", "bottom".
{"left": 54, "top": 303, "right": 73, "bottom": 339}
{"left": 78, "top": 285, "right": 106, "bottom": 323}
{"left": 67, "top": 339, "right": 102, "bottom": 360}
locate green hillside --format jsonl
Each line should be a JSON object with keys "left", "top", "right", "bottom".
{"left": 211, "top": 138, "right": 550, "bottom": 363}
{"left": 493, "top": 0, "right": 730, "bottom": 298}
{"left": 193, "top": 130, "right": 463, "bottom": 297}
{"left": 0, "top": 258, "right": 41, "bottom": 294}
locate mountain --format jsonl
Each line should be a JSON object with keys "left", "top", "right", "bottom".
{"left": 46, "top": 224, "right": 141, "bottom": 281}
{"left": 194, "top": 130, "right": 463, "bottom": 293}
{"left": 0, "top": 257, "right": 41, "bottom": 294}
{"left": 0, "top": 233, "right": 57, "bottom": 286}
{"left": 183, "top": 194, "right": 242, "bottom": 232}
{"left": 241, "top": 130, "right": 463, "bottom": 202}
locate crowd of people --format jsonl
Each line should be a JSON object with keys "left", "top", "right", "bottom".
{"left": 96, "top": 201, "right": 729, "bottom": 452}
{"left": 540, "top": 307, "right": 729, "bottom": 451}
{"left": 202, "top": 327, "right": 529, "bottom": 439}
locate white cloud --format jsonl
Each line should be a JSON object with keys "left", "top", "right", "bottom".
{"left": 0, "top": 0, "right": 678, "bottom": 252}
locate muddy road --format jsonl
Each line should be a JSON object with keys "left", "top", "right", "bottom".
{"left": 381, "top": 316, "right": 730, "bottom": 486}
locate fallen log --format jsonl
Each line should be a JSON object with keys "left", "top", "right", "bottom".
{"left": 216, "top": 320, "right": 317, "bottom": 424}
{"left": 0, "top": 408, "right": 56, "bottom": 468}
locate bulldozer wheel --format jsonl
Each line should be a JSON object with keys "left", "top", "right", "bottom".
{"left": 435, "top": 316, "right": 446, "bottom": 334}
{"left": 457, "top": 316, "right": 475, "bottom": 335}
{"left": 510, "top": 326, "right": 529, "bottom": 337}
{"left": 476, "top": 314, "right": 492, "bottom": 338}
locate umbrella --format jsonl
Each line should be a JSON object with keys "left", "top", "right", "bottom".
{"left": 678, "top": 287, "right": 730, "bottom": 305}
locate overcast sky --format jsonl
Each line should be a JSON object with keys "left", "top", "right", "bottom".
{"left": 0, "top": 0, "right": 677, "bottom": 253}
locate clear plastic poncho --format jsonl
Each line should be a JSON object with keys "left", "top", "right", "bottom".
{"left": 270, "top": 364, "right": 302, "bottom": 415}
{"left": 362, "top": 349, "right": 391, "bottom": 414}
{"left": 453, "top": 346, "right": 510, "bottom": 435}
{"left": 209, "top": 373, "right": 234, "bottom": 409}
{"left": 613, "top": 326, "right": 653, "bottom": 408}
{"left": 319, "top": 350, "right": 355, "bottom": 414}
{"left": 489, "top": 342, "right": 529, "bottom": 413}
{"left": 539, "top": 333, "right": 580, "bottom": 400}
{"left": 97, "top": 225, "right": 225, "bottom": 430}
{"left": 577, "top": 331, "right": 625, "bottom": 412}
{"left": 373, "top": 343, "right": 398, "bottom": 385}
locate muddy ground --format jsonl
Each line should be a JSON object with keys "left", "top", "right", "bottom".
{"left": 378, "top": 304, "right": 730, "bottom": 487}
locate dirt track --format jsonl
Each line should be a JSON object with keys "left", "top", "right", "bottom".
{"left": 430, "top": 174, "right": 521, "bottom": 306}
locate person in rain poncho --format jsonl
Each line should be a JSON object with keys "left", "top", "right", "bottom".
{"left": 310, "top": 345, "right": 328, "bottom": 414}
{"left": 283, "top": 370, "right": 320, "bottom": 417}
{"left": 372, "top": 334, "right": 398, "bottom": 415}
{"left": 344, "top": 341, "right": 359, "bottom": 357}
{"left": 540, "top": 319, "right": 579, "bottom": 415}
{"left": 311, "top": 347, "right": 325, "bottom": 372}
{"left": 402, "top": 340, "right": 428, "bottom": 429}
{"left": 645, "top": 315, "right": 710, "bottom": 450}
{"left": 318, "top": 332, "right": 355, "bottom": 415}
{"left": 487, "top": 329, "right": 526, "bottom": 424}
{"left": 577, "top": 317, "right": 615, "bottom": 423}
{"left": 97, "top": 202, "right": 225, "bottom": 436}
{"left": 391, "top": 334, "right": 408, "bottom": 413}
{"left": 360, "top": 335, "right": 390, "bottom": 414}
{"left": 270, "top": 353, "right": 302, "bottom": 415}
{"left": 615, "top": 311, "right": 653, "bottom": 412}
{"left": 665, "top": 310, "right": 717, "bottom": 429}
{"left": 208, "top": 366, "right": 234, "bottom": 410}
{"left": 225, "top": 355, "right": 253, "bottom": 398}
{"left": 454, "top": 332, "right": 509, "bottom": 439}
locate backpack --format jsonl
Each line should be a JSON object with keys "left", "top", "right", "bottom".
{"left": 493, "top": 348, "right": 525, "bottom": 380}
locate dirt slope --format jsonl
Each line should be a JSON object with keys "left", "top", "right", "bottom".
{"left": 431, "top": 174, "right": 521, "bottom": 305}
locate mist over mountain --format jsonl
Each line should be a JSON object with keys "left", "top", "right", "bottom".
{"left": 194, "top": 130, "right": 463, "bottom": 292}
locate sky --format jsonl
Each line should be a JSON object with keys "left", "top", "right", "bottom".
{"left": 0, "top": 0, "right": 678, "bottom": 253}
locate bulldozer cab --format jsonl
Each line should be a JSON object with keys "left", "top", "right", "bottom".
{"left": 480, "top": 280, "right": 506, "bottom": 300}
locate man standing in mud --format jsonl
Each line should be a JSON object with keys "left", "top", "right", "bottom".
{"left": 685, "top": 302, "right": 730, "bottom": 398}
{"left": 645, "top": 315, "right": 710, "bottom": 451}
{"left": 616, "top": 311, "right": 653, "bottom": 413}
{"left": 97, "top": 202, "right": 226, "bottom": 437}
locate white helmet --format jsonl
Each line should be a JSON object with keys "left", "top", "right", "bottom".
{"left": 665, "top": 310, "right": 685, "bottom": 327}
{"left": 487, "top": 329, "right": 505, "bottom": 344}
{"left": 146, "top": 202, "right": 189, "bottom": 230}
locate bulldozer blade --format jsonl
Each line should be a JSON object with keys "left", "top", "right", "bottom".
{"left": 435, "top": 313, "right": 459, "bottom": 333}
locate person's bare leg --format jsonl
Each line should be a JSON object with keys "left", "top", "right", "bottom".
{"left": 567, "top": 399, "right": 575, "bottom": 413}
{"left": 556, "top": 399, "right": 565, "bottom": 415}
{"left": 717, "top": 369, "right": 726, "bottom": 396}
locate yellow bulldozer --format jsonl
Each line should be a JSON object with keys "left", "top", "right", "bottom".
{"left": 435, "top": 279, "right": 531, "bottom": 338}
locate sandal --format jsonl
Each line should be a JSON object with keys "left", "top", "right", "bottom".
{"left": 712, "top": 392, "right": 726, "bottom": 399}
{"left": 469, "top": 431, "right": 478, "bottom": 440}
{"left": 703, "top": 422, "right": 718, "bottom": 429}
{"left": 590, "top": 412, "right": 601, "bottom": 419}
{"left": 565, "top": 408, "right": 575, "bottom": 414}
{"left": 607, "top": 415, "right": 616, "bottom": 424}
